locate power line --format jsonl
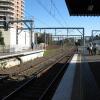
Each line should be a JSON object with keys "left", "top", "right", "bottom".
{"left": 50, "top": 0, "right": 55, "bottom": 16}
{"left": 36, "top": 0, "right": 65, "bottom": 27}
{"left": 25, "top": 11, "right": 49, "bottom": 27}
{"left": 25, "top": 0, "right": 65, "bottom": 27}
{"left": 51, "top": 0, "right": 67, "bottom": 26}
{"left": 50, "top": 0, "right": 53, "bottom": 14}
{"left": 25, "top": 1, "right": 56, "bottom": 27}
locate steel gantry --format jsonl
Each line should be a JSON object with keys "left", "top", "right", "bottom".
{"left": 0, "top": 18, "right": 34, "bottom": 45}
{"left": 34, "top": 27, "right": 85, "bottom": 46}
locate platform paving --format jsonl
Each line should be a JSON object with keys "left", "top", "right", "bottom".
{"left": 52, "top": 54, "right": 78, "bottom": 100}
{"left": 52, "top": 47, "right": 100, "bottom": 100}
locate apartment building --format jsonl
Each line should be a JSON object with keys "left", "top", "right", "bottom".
{"left": 0, "top": 0, "right": 24, "bottom": 28}
{"left": 0, "top": 0, "right": 32, "bottom": 52}
{"left": 14, "top": 0, "right": 24, "bottom": 28}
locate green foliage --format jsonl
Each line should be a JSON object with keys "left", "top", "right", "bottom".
{"left": 37, "top": 34, "right": 45, "bottom": 43}
{"left": 0, "top": 31, "right": 2, "bottom": 37}
{"left": 0, "top": 30, "right": 5, "bottom": 45}
{"left": 0, "top": 38, "right": 4, "bottom": 45}
{"left": 35, "top": 33, "right": 52, "bottom": 44}
{"left": 43, "top": 49, "right": 58, "bottom": 56}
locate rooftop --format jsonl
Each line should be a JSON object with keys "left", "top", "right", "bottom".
{"left": 65, "top": 0, "right": 100, "bottom": 16}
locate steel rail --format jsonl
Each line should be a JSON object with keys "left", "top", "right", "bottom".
{"left": 2, "top": 53, "right": 74, "bottom": 100}
{"left": 38, "top": 55, "right": 72, "bottom": 100}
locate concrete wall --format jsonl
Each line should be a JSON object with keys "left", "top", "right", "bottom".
{"left": 19, "top": 51, "right": 44, "bottom": 63}
{"left": 0, "top": 50, "right": 44, "bottom": 68}
{"left": 1, "top": 28, "right": 35, "bottom": 52}
{"left": 18, "top": 30, "right": 31, "bottom": 48}
{"left": 10, "top": 28, "right": 16, "bottom": 47}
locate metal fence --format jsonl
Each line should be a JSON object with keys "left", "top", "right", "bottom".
{"left": 0, "top": 44, "right": 44, "bottom": 53}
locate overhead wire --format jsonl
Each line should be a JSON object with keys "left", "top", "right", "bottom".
{"left": 25, "top": 10, "right": 49, "bottom": 27}
{"left": 25, "top": 0, "right": 67, "bottom": 27}
{"left": 50, "top": 0, "right": 55, "bottom": 17}
{"left": 25, "top": 0, "right": 49, "bottom": 27}
{"left": 36, "top": 0, "right": 65, "bottom": 27}
{"left": 51, "top": 0, "right": 67, "bottom": 26}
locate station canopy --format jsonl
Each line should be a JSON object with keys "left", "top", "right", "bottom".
{"left": 65, "top": 0, "right": 100, "bottom": 16}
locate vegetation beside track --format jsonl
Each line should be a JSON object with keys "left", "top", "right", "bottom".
{"left": 43, "top": 45, "right": 75, "bottom": 57}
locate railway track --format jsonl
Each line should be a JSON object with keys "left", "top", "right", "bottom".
{"left": 1, "top": 52, "right": 74, "bottom": 100}
{"left": 16, "top": 50, "right": 75, "bottom": 78}
{"left": 0, "top": 47, "right": 75, "bottom": 78}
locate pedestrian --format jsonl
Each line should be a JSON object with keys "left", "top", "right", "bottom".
{"left": 88, "top": 42, "right": 93, "bottom": 55}
{"left": 75, "top": 42, "right": 78, "bottom": 52}
{"left": 31, "top": 42, "right": 34, "bottom": 50}
{"left": 93, "top": 43, "right": 97, "bottom": 55}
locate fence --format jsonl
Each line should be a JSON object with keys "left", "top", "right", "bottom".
{"left": 0, "top": 44, "right": 44, "bottom": 53}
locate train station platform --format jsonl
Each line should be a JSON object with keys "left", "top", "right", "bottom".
{"left": 0, "top": 49, "right": 44, "bottom": 68}
{"left": 0, "top": 49, "right": 44, "bottom": 59}
{"left": 0, "top": 49, "right": 44, "bottom": 60}
{"left": 52, "top": 48, "right": 100, "bottom": 100}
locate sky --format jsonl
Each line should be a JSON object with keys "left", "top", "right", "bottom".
{"left": 25, "top": 0, "right": 100, "bottom": 36}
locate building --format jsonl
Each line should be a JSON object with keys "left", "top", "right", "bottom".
{"left": 14, "top": 0, "right": 24, "bottom": 28}
{"left": 65, "top": 0, "right": 100, "bottom": 16}
{"left": 0, "top": 0, "right": 24, "bottom": 28}
{"left": 0, "top": 0, "right": 33, "bottom": 52}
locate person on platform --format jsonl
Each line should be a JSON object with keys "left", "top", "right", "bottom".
{"left": 93, "top": 43, "right": 97, "bottom": 55}
{"left": 88, "top": 42, "right": 93, "bottom": 55}
{"left": 31, "top": 42, "right": 34, "bottom": 50}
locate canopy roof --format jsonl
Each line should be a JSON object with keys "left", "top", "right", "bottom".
{"left": 65, "top": 0, "right": 100, "bottom": 16}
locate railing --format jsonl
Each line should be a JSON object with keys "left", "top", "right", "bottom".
{"left": 0, "top": 44, "right": 44, "bottom": 53}
{"left": 0, "top": 0, "right": 14, "bottom": 3}
{"left": 0, "top": 9, "right": 14, "bottom": 14}
{"left": 0, "top": 5, "right": 14, "bottom": 9}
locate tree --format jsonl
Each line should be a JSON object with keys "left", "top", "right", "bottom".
{"left": 0, "top": 30, "right": 5, "bottom": 45}
{"left": 35, "top": 32, "right": 52, "bottom": 44}
{"left": 35, "top": 33, "right": 45, "bottom": 44}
